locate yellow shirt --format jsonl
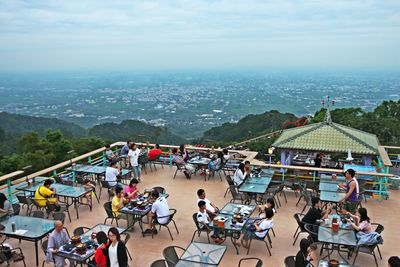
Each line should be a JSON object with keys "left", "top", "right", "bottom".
{"left": 34, "top": 186, "right": 56, "bottom": 207}
{"left": 111, "top": 196, "right": 126, "bottom": 216}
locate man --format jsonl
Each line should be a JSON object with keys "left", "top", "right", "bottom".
{"left": 244, "top": 160, "right": 252, "bottom": 175}
{"left": 144, "top": 190, "right": 170, "bottom": 234}
{"left": 222, "top": 148, "right": 230, "bottom": 161}
{"left": 46, "top": 220, "right": 74, "bottom": 267}
{"left": 302, "top": 197, "right": 332, "bottom": 226}
{"left": 120, "top": 140, "right": 131, "bottom": 156}
{"left": 34, "top": 179, "right": 57, "bottom": 207}
{"left": 128, "top": 143, "right": 141, "bottom": 180}
{"left": 388, "top": 256, "right": 400, "bottom": 267}
{"left": 197, "top": 189, "right": 219, "bottom": 219}
{"left": 148, "top": 144, "right": 163, "bottom": 161}
{"left": 339, "top": 168, "right": 359, "bottom": 213}
{"left": 172, "top": 148, "right": 195, "bottom": 179}
{"left": 197, "top": 200, "right": 222, "bottom": 243}
{"left": 111, "top": 187, "right": 127, "bottom": 219}
{"left": 105, "top": 144, "right": 116, "bottom": 162}
{"left": 105, "top": 158, "right": 122, "bottom": 188}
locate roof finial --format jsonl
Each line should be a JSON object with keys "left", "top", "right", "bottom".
{"left": 321, "top": 95, "right": 334, "bottom": 124}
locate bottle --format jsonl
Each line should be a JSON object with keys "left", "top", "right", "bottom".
{"left": 11, "top": 222, "right": 16, "bottom": 232}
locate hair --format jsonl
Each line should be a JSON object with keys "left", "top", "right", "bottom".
{"left": 244, "top": 160, "right": 250, "bottom": 165}
{"left": 172, "top": 148, "right": 178, "bottom": 154}
{"left": 129, "top": 143, "right": 136, "bottom": 149}
{"left": 389, "top": 256, "right": 400, "bottom": 267}
{"left": 0, "top": 193, "right": 7, "bottom": 209}
{"left": 105, "top": 144, "right": 111, "bottom": 149}
{"left": 151, "top": 190, "right": 160, "bottom": 198}
{"left": 299, "top": 238, "right": 311, "bottom": 255}
{"left": 155, "top": 144, "right": 160, "bottom": 149}
{"left": 311, "top": 197, "right": 320, "bottom": 207}
{"left": 266, "top": 198, "right": 275, "bottom": 210}
{"left": 197, "top": 189, "right": 205, "bottom": 197}
{"left": 179, "top": 144, "right": 185, "bottom": 152}
{"left": 222, "top": 148, "right": 228, "bottom": 155}
{"left": 265, "top": 207, "right": 274, "bottom": 219}
{"left": 238, "top": 162, "right": 245, "bottom": 173}
{"left": 127, "top": 140, "right": 132, "bottom": 144}
{"left": 346, "top": 168, "right": 356, "bottom": 178}
{"left": 84, "top": 179, "right": 91, "bottom": 184}
{"left": 198, "top": 200, "right": 206, "bottom": 208}
{"left": 217, "top": 151, "right": 224, "bottom": 165}
{"left": 44, "top": 179, "right": 53, "bottom": 187}
{"left": 108, "top": 227, "right": 121, "bottom": 241}
{"left": 96, "top": 231, "right": 108, "bottom": 245}
{"left": 358, "top": 207, "right": 370, "bottom": 223}
{"left": 129, "top": 178, "right": 139, "bottom": 187}
{"left": 115, "top": 187, "right": 123, "bottom": 195}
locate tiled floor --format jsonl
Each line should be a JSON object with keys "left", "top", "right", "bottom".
{"left": 5, "top": 166, "right": 399, "bottom": 267}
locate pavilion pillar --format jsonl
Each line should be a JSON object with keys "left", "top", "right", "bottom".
{"left": 281, "top": 150, "right": 286, "bottom": 166}
{"left": 288, "top": 150, "right": 294, "bottom": 165}
{"left": 363, "top": 155, "right": 372, "bottom": 166}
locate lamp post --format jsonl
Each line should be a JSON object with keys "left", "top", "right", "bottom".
{"left": 67, "top": 150, "right": 74, "bottom": 165}
{"left": 22, "top": 165, "right": 32, "bottom": 186}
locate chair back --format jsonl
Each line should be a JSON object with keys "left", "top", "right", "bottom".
{"left": 372, "top": 223, "right": 384, "bottom": 234}
{"left": 73, "top": 227, "right": 85, "bottom": 236}
{"left": 151, "top": 259, "right": 167, "bottom": 267}
{"left": 55, "top": 175, "right": 63, "bottom": 184}
{"left": 229, "top": 185, "right": 240, "bottom": 198}
{"left": 304, "top": 223, "right": 318, "bottom": 242}
{"left": 16, "top": 194, "right": 31, "bottom": 205}
{"left": 294, "top": 213, "right": 303, "bottom": 227}
{"left": 163, "top": 246, "right": 180, "bottom": 267}
{"left": 32, "top": 210, "right": 45, "bottom": 218}
{"left": 284, "top": 256, "right": 296, "bottom": 267}
{"left": 101, "top": 180, "right": 112, "bottom": 189}
{"left": 41, "top": 240, "right": 49, "bottom": 255}
{"left": 122, "top": 232, "right": 131, "bottom": 244}
{"left": 153, "top": 187, "right": 166, "bottom": 194}
{"left": 12, "top": 203, "right": 21, "bottom": 215}
{"left": 52, "top": 212, "right": 66, "bottom": 223}
{"left": 239, "top": 257, "right": 263, "bottom": 267}
{"left": 103, "top": 201, "right": 115, "bottom": 218}
{"left": 63, "top": 180, "right": 74, "bottom": 186}
{"left": 226, "top": 175, "right": 234, "bottom": 186}
{"left": 167, "top": 209, "right": 177, "bottom": 223}
{"left": 192, "top": 213, "right": 202, "bottom": 231}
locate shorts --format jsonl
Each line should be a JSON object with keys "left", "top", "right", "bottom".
{"left": 343, "top": 201, "right": 358, "bottom": 214}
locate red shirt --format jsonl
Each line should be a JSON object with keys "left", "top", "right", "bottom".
{"left": 94, "top": 244, "right": 107, "bottom": 267}
{"left": 148, "top": 149, "right": 162, "bottom": 161}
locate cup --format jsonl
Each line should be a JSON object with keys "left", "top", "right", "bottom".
{"left": 11, "top": 222, "right": 16, "bottom": 232}
{"left": 332, "top": 222, "right": 339, "bottom": 232}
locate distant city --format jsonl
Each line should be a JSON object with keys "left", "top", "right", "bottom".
{"left": 0, "top": 70, "right": 399, "bottom": 139}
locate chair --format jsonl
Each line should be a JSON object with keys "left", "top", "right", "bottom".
{"left": 16, "top": 194, "right": 33, "bottom": 215}
{"left": 190, "top": 213, "right": 210, "bottom": 243}
{"left": 152, "top": 209, "right": 179, "bottom": 241}
{"left": 100, "top": 180, "right": 115, "bottom": 201}
{"left": 208, "top": 165, "right": 223, "bottom": 181}
{"left": 73, "top": 226, "right": 90, "bottom": 236}
{"left": 371, "top": 223, "right": 384, "bottom": 259}
{"left": 120, "top": 232, "right": 133, "bottom": 261}
{"left": 173, "top": 163, "right": 185, "bottom": 179}
{"left": 224, "top": 175, "right": 235, "bottom": 198}
{"left": 353, "top": 241, "right": 382, "bottom": 267}
{"left": 152, "top": 187, "right": 166, "bottom": 194}
{"left": 229, "top": 185, "right": 245, "bottom": 204}
{"left": 62, "top": 180, "right": 74, "bottom": 186}
{"left": 162, "top": 246, "right": 185, "bottom": 267}
{"left": 103, "top": 201, "right": 120, "bottom": 226}
{"left": 238, "top": 257, "right": 263, "bottom": 267}
{"left": 12, "top": 203, "right": 21, "bottom": 216}
{"left": 151, "top": 259, "right": 167, "bottom": 267}
{"left": 41, "top": 240, "right": 53, "bottom": 267}
{"left": 0, "top": 246, "right": 26, "bottom": 267}
{"left": 52, "top": 212, "right": 66, "bottom": 223}
{"left": 245, "top": 228, "right": 272, "bottom": 256}
{"left": 304, "top": 223, "right": 318, "bottom": 243}
{"left": 293, "top": 213, "right": 307, "bottom": 245}
{"left": 31, "top": 210, "right": 45, "bottom": 218}
{"left": 46, "top": 202, "right": 72, "bottom": 223}
{"left": 284, "top": 256, "right": 296, "bottom": 267}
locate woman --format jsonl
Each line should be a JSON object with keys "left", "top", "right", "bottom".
{"left": 295, "top": 238, "right": 317, "bottom": 267}
{"left": 0, "top": 193, "right": 14, "bottom": 219}
{"left": 208, "top": 152, "right": 224, "bottom": 172}
{"left": 346, "top": 207, "right": 372, "bottom": 233}
{"left": 258, "top": 197, "right": 276, "bottom": 218}
{"left": 104, "top": 227, "right": 128, "bottom": 267}
{"left": 124, "top": 178, "right": 139, "bottom": 201}
{"left": 93, "top": 231, "right": 108, "bottom": 267}
{"left": 179, "top": 144, "right": 189, "bottom": 162}
{"left": 233, "top": 163, "right": 246, "bottom": 186}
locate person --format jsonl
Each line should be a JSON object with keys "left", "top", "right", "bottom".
{"left": 105, "top": 144, "right": 116, "bottom": 162}
{"left": 93, "top": 231, "right": 108, "bottom": 267}
{"left": 295, "top": 238, "right": 317, "bottom": 267}
{"left": 338, "top": 168, "right": 359, "bottom": 213}
{"left": 179, "top": 144, "right": 189, "bottom": 162}
{"left": 301, "top": 197, "right": 332, "bottom": 225}
{"left": 34, "top": 179, "right": 57, "bottom": 207}
{"left": 197, "top": 189, "right": 219, "bottom": 219}
{"left": 46, "top": 220, "right": 74, "bottom": 267}
{"left": 388, "top": 256, "right": 400, "bottom": 267}
{"left": 105, "top": 159, "right": 122, "bottom": 188}
{"left": 104, "top": 227, "right": 128, "bottom": 267}
{"left": 0, "top": 193, "right": 14, "bottom": 219}
{"left": 314, "top": 153, "right": 322, "bottom": 168}
{"left": 346, "top": 207, "right": 372, "bottom": 233}
{"left": 222, "top": 148, "right": 231, "bottom": 161}
{"left": 172, "top": 148, "right": 195, "bottom": 179}
{"left": 128, "top": 143, "right": 141, "bottom": 181}
{"left": 82, "top": 179, "right": 96, "bottom": 203}
{"left": 209, "top": 146, "right": 216, "bottom": 159}
{"left": 236, "top": 208, "right": 274, "bottom": 248}
{"left": 233, "top": 163, "right": 246, "bottom": 186}
{"left": 111, "top": 187, "right": 127, "bottom": 219}
{"left": 244, "top": 160, "right": 252, "bottom": 176}
{"left": 258, "top": 197, "right": 276, "bottom": 218}
{"left": 119, "top": 140, "right": 131, "bottom": 157}
{"left": 144, "top": 190, "right": 170, "bottom": 234}
{"left": 197, "top": 200, "right": 222, "bottom": 243}
{"left": 148, "top": 144, "right": 162, "bottom": 161}
{"left": 124, "top": 178, "right": 139, "bottom": 201}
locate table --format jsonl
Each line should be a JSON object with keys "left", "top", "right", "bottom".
{"left": 179, "top": 242, "right": 226, "bottom": 266}
{"left": 0, "top": 215, "right": 55, "bottom": 266}
{"left": 68, "top": 164, "right": 131, "bottom": 181}
{"left": 238, "top": 176, "right": 272, "bottom": 203}
{"left": 320, "top": 191, "right": 346, "bottom": 203}
{"left": 176, "top": 261, "right": 216, "bottom": 267}
{"left": 319, "top": 182, "right": 341, "bottom": 192}
{"left": 318, "top": 226, "right": 356, "bottom": 263}
{"left": 318, "top": 260, "right": 354, "bottom": 267}
{"left": 16, "top": 183, "right": 92, "bottom": 219}
{"left": 188, "top": 158, "right": 212, "bottom": 166}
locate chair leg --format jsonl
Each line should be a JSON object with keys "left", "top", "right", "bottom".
{"left": 265, "top": 240, "right": 272, "bottom": 256}
{"left": 191, "top": 231, "right": 197, "bottom": 242}
{"left": 166, "top": 226, "right": 174, "bottom": 240}
{"left": 224, "top": 187, "right": 230, "bottom": 198}
{"left": 372, "top": 251, "right": 378, "bottom": 267}
{"left": 353, "top": 251, "right": 359, "bottom": 265}
{"left": 173, "top": 169, "right": 178, "bottom": 179}
{"left": 293, "top": 226, "right": 299, "bottom": 238}
{"left": 293, "top": 231, "right": 301, "bottom": 245}
{"left": 246, "top": 238, "right": 253, "bottom": 255}
{"left": 377, "top": 246, "right": 382, "bottom": 259}
{"left": 271, "top": 228, "right": 276, "bottom": 237}
{"left": 296, "top": 195, "right": 303, "bottom": 206}
{"left": 172, "top": 220, "right": 179, "bottom": 234}
{"left": 126, "top": 247, "right": 132, "bottom": 261}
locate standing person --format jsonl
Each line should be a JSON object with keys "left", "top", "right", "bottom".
{"left": 105, "top": 159, "right": 122, "bottom": 188}
{"left": 144, "top": 190, "right": 169, "bottom": 234}
{"left": 179, "top": 144, "right": 189, "bottom": 162}
{"left": 128, "top": 143, "right": 141, "bottom": 181}
{"left": 148, "top": 144, "right": 162, "bottom": 161}
{"left": 93, "top": 231, "right": 108, "bottom": 267}
{"left": 197, "top": 189, "right": 219, "bottom": 219}
{"left": 104, "top": 227, "right": 128, "bottom": 267}
{"left": 339, "top": 168, "right": 359, "bottom": 214}
{"left": 46, "top": 221, "right": 74, "bottom": 267}
{"left": 124, "top": 178, "right": 139, "bottom": 201}
{"left": 314, "top": 153, "right": 322, "bottom": 168}
{"left": 233, "top": 163, "right": 246, "bottom": 186}
{"left": 0, "top": 193, "right": 14, "bottom": 219}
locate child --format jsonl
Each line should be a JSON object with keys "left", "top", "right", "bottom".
{"left": 83, "top": 179, "right": 96, "bottom": 203}
{"left": 124, "top": 178, "right": 139, "bottom": 201}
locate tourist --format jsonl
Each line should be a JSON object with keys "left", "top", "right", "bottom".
{"left": 34, "top": 179, "right": 58, "bottom": 207}
{"left": 0, "top": 193, "right": 14, "bottom": 219}
{"left": 302, "top": 197, "right": 332, "bottom": 226}
{"left": 197, "top": 189, "right": 219, "bottom": 219}
{"left": 93, "top": 231, "right": 108, "bottom": 267}
{"left": 144, "top": 190, "right": 169, "bottom": 234}
{"left": 233, "top": 163, "right": 246, "bottom": 186}
{"left": 46, "top": 220, "right": 74, "bottom": 267}
{"left": 314, "top": 153, "right": 322, "bottom": 168}
{"left": 82, "top": 179, "right": 96, "bottom": 203}
{"left": 148, "top": 144, "right": 163, "bottom": 161}
{"left": 244, "top": 160, "right": 252, "bottom": 175}
{"left": 295, "top": 238, "right": 317, "bottom": 267}
{"left": 119, "top": 140, "right": 131, "bottom": 156}
{"left": 208, "top": 151, "right": 224, "bottom": 174}
{"left": 236, "top": 207, "right": 274, "bottom": 248}
{"left": 124, "top": 178, "right": 139, "bottom": 201}
{"left": 222, "top": 148, "right": 231, "bottom": 161}
{"left": 172, "top": 147, "right": 195, "bottom": 179}
{"left": 111, "top": 187, "right": 127, "bottom": 219}
{"left": 338, "top": 168, "right": 359, "bottom": 213}
{"left": 105, "top": 227, "right": 128, "bottom": 267}
{"left": 105, "top": 144, "right": 116, "bottom": 162}
{"left": 105, "top": 159, "right": 122, "bottom": 188}
{"left": 258, "top": 197, "right": 276, "bottom": 218}
{"left": 179, "top": 144, "right": 189, "bottom": 162}
{"left": 388, "top": 256, "right": 400, "bottom": 267}
{"left": 346, "top": 207, "right": 372, "bottom": 233}
{"left": 197, "top": 200, "right": 222, "bottom": 243}
{"left": 128, "top": 143, "right": 141, "bottom": 181}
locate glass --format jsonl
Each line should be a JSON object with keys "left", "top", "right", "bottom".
{"left": 318, "top": 227, "right": 356, "bottom": 246}
{"left": 2, "top": 215, "right": 54, "bottom": 238}
{"left": 180, "top": 242, "right": 226, "bottom": 265}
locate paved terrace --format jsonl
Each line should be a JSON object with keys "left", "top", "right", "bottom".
{"left": 3, "top": 165, "right": 399, "bottom": 267}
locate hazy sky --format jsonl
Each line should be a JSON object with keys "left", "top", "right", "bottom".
{"left": 0, "top": 0, "right": 399, "bottom": 71}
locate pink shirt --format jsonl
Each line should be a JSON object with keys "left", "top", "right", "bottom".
{"left": 124, "top": 185, "right": 138, "bottom": 201}
{"left": 359, "top": 220, "right": 372, "bottom": 233}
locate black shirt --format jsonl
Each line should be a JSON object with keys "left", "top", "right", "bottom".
{"left": 295, "top": 250, "right": 309, "bottom": 267}
{"left": 302, "top": 207, "right": 322, "bottom": 225}
{"left": 314, "top": 157, "right": 322, "bottom": 167}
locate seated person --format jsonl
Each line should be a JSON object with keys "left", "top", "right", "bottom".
{"left": 46, "top": 220, "right": 74, "bottom": 267}
{"left": 82, "top": 179, "right": 96, "bottom": 203}
{"left": 258, "top": 197, "right": 276, "bottom": 218}
{"left": 93, "top": 231, "right": 108, "bottom": 267}
{"left": 197, "top": 200, "right": 222, "bottom": 243}
{"left": 0, "top": 193, "right": 14, "bottom": 219}
{"left": 295, "top": 238, "right": 317, "bottom": 267}
{"left": 144, "top": 190, "right": 170, "bottom": 234}
{"left": 111, "top": 187, "right": 128, "bottom": 219}
{"left": 236, "top": 208, "right": 274, "bottom": 248}
{"left": 346, "top": 207, "right": 372, "bottom": 233}
{"left": 244, "top": 160, "right": 252, "bottom": 175}
{"left": 148, "top": 144, "right": 163, "bottom": 161}
{"left": 172, "top": 148, "right": 195, "bottom": 179}
{"left": 197, "top": 189, "right": 219, "bottom": 219}
{"left": 34, "top": 179, "right": 58, "bottom": 207}
{"left": 208, "top": 152, "right": 224, "bottom": 172}
{"left": 105, "top": 144, "right": 116, "bottom": 162}
{"left": 389, "top": 256, "right": 400, "bottom": 267}
{"left": 124, "top": 178, "right": 139, "bottom": 201}
{"left": 233, "top": 163, "right": 246, "bottom": 186}
{"left": 301, "top": 197, "right": 332, "bottom": 226}
{"left": 105, "top": 159, "right": 123, "bottom": 188}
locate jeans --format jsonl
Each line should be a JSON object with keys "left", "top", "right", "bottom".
{"left": 132, "top": 165, "right": 141, "bottom": 179}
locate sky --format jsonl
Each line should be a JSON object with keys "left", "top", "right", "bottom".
{"left": 0, "top": 0, "right": 399, "bottom": 71}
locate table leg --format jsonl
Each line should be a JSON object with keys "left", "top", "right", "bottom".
{"left": 230, "top": 234, "right": 239, "bottom": 255}
{"left": 35, "top": 240, "right": 39, "bottom": 266}
{"left": 74, "top": 198, "right": 79, "bottom": 219}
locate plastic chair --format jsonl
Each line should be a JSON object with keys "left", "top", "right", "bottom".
{"left": 152, "top": 209, "right": 179, "bottom": 241}
{"left": 238, "top": 257, "right": 263, "bottom": 267}
{"left": 73, "top": 226, "right": 90, "bottom": 236}
{"left": 284, "top": 256, "right": 296, "bottom": 267}
{"left": 103, "top": 201, "right": 120, "bottom": 226}
{"left": 162, "top": 246, "right": 185, "bottom": 267}
{"left": 190, "top": 213, "right": 210, "bottom": 243}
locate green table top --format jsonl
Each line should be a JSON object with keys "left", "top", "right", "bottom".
{"left": 17, "top": 183, "right": 91, "bottom": 198}
{"left": 318, "top": 226, "right": 356, "bottom": 246}
{"left": 1, "top": 215, "right": 55, "bottom": 239}
{"left": 320, "top": 191, "right": 346, "bottom": 203}
{"left": 180, "top": 242, "right": 226, "bottom": 265}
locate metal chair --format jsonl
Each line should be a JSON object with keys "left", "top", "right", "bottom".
{"left": 152, "top": 209, "right": 179, "bottom": 241}
{"left": 16, "top": 194, "right": 33, "bottom": 215}
{"left": 41, "top": 240, "right": 53, "bottom": 267}
{"left": 100, "top": 180, "right": 115, "bottom": 201}
{"left": 190, "top": 213, "right": 210, "bottom": 243}
{"left": 103, "top": 201, "right": 120, "bottom": 226}
{"left": 46, "top": 202, "right": 72, "bottom": 223}
{"left": 304, "top": 223, "right": 319, "bottom": 244}
{"left": 52, "top": 212, "right": 66, "bottom": 223}
{"left": 0, "top": 246, "right": 26, "bottom": 267}
{"left": 284, "top": 256, "right": 296, "bottom": 267}
{"left": 229, "top": 185, "right": 245, "bottom": 204}
{"left": 353, "top": 240, "right": 383, "bottom": 267}
{"left": 73, "top": 226, "right": 90, "bottom": 236}
{"left": 292, "top": 213, "right": 307, "bottom": 245}
{"left": 62, "top": 180, "right": 74, "bottom": 186}
{"left": 12, "top": 203, "right": 21, "bottom": 216}
{"left": 152, "top": 187, "right": 166, "bottom": 194}
{"left": 162, "top": 246, "right": 185, "bottom": 267}
{"left": 151, "top": 259, "right": 167, "bottom": 267}
{"left": 121, "top": 232, "right": 133, "bottom": 261}
{"left": 31, "top": 210, "right": 45, "bottom": 218}
{"left": 371, "top": 223, "right": 384, "bottom": 259}
{"left": 245, "top": 228, "right": 272, "bottom": 256}
{"left": 224, "top": 175, "right": 235, "bottom": 198}
{"left": 173, "top": 163, "right": 185, "bottom": 179}
{"left": 238, "top": 257, "right": 263, "bottom": 267}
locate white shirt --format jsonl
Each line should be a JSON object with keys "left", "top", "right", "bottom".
{"left": 197, "top": 210, "right": 210, "bottom": 229}
{"left": 151, "top": 197, "right": 170, "bottom": 224}
{"left": 223, "top": 154, "right": 231, "bottom": 161}
{"left": 108, "top": 242, "right": 119, "bottom": 267}
{"left": 128, "top": 148, "right": 140, "bottom": 167}
{"left": 105, "top": 166, "right": 119, "bottom": 186}
{"left": 233, "top": 168, "right": 245, "bottom": 186}
{"left": 255, "top": 218, "right": 274, "bottom": 238}
{"left": 197, "top": 198, "right": 215, "bottom": 213}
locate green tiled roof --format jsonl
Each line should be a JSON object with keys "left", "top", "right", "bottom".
{"left": 272, "top": 122, "right": 379, "bottom": 155}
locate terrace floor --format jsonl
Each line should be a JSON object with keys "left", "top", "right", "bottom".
{"left": 6, "top": 166, "right": 400, "bottom": 267}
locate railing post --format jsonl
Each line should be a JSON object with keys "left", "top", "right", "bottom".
{"left": 88, "top": 156, "right": 92, "bottom": 164}
{"left": 7, "top": 178, "right": 12, "bottom": 203}
{"left": 169, "top": 149, "right": 172, "bottom": 168}
{"left": 52, "top": 170, "right": 57, "bottom": 178}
